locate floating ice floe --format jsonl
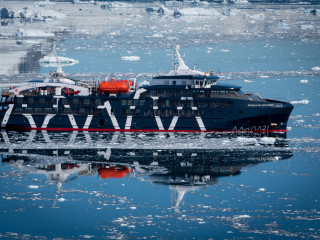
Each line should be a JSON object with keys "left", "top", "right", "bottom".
{"left": 290, "top": 99, "right": 309, "bottom": 105}
{"left": 17, "top": 6, "right": 65, "bottom": 21}
{"left": 39, "top": 56, "right": 79, "bottom": 67}
{"left": 246, "top": 13, "right": 266, "bottom": 21}
{"left": 58, "top": 198, "right": 66, "bottom": 202}
{"left": 244, "top": 80, "right": 254, "bottom": 83}
{"left": 28, "top": 185, "right": 39, "bottom": 189}
{"left": 233, "top": 214, "right": 251, "bottom": 219}
{"left": 220, "top": 49, "right": 230, "bottom": 52}
{"left": 258, "top": 188, "right": 266, "bottom": 192}
{"left": 16, "top": 28, "right": 54, "bottom": 37}
{"left": 121, "top": 56, "right": 140, "bottom": 61}
{"left": 259, "top": 137, "right": 276, "bottom": 145}
{"left": 295, "top": 119, "right": 305, "bottom": 124}
{"left": 300, "top": 25, "right": 314, "bottom": 30}
{"left": 300, "top": 79, "right": 309, "bottom": 84}
{"left": 311, "top": 66, "right": 320, "bottom": 71}
{"left": 180, "top": 8, "right": 221, "bottom": 17}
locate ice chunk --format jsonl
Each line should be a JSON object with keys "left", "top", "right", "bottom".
{"left": 233, "top": 214, "right": 251, "bottom": 219}
{"left": 300, "top": 79, "right": 308, "bottom": 84}
{"left": 39, "top": 56, "right": 79, "bottom": 67}
{"left": 290, "top": 99, "right": 309, "bottom": 104}
{"left": 311, "top": 66, "right": 320, "bottom": 71}
{"left": 121, "top": 56, "right": 140, "bottom": 61}
{"left": 300, "top": 25, "right": 314, "bottom": 30}
{"left": 259, "top": 137, "right": 275, "bottom": 145}
{"left": 28, "top": 185, "right": 39, "bottom": 189}
{"left": 180, "top": 8, "right": 221, "bottom": 17}
{"left": 16, "top": 28, "right": 54, "bottom": 37}
{"left": 246, "top": 13, "right": 266, "bottom": 21}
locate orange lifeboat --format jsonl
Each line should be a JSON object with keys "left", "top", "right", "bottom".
{"left": 98, "top": 79, "right": 132, "bottom": 93}
{"left": 98, "top": 166, "right": 131, "bottom": 179}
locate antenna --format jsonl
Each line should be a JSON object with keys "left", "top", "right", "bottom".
{"left": 53, "top": 43, "right": 63, "bottom": 74}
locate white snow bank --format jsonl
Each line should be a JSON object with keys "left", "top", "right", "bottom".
{"left": 121, "top": 56, "right": 140, "bottom": 61}
{"left": 311, "top": 66, "right": 320, "bottom": 71}
{"left": 290, "top": 99, "right": 309, "bottom": 104}
{"left": 17, "top": 7, "right": 65, "bottom": 21}
{"left": 39, "top": 56, "right": 79, "bottom": 67}
{"left": 300, "top": 25, "right": 314, "bottom": 30}
{"left": 16, "top": 28, "right": 55, "bottom": 37}
{"left": 246, "top": 13, "right": 266, "bottom": 21}
{"left": 180, "top": 8, "right": 221, "bottom": 17}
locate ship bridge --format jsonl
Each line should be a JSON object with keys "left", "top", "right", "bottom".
{"left": 151, "top": 46, "right": 219, "bottom": 88}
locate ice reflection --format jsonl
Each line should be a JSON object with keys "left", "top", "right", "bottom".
{"left": 0, "top": 130, "right": 292, "bottom": 212}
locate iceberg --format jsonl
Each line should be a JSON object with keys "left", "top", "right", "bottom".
{"left": 16, "top": 28, "right": 55, "bottom": 37}
{"left": 121, "top": 56, "right": 140, "bottom": 61}
{"left": 311, "top": 66, "right": 320, "bottom": 71}
{"left": 39, "top": 56, "right": 79, "bottom": 67}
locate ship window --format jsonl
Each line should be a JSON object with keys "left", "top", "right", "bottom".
{"left": 44, "top": 108, "right": 52, "bottom": 113}
{"left": 28, "top": 98, "right": 35, "bottom": 105}
{"left": 95, "top": 99, "right": 102, "bottom": 106}
{"left": 172, "top": 81, "right": 176, "bottom": 85}
{"left": 34, "top": 108, "right": 42, "bottom": 113}
{"left": 182, "top": 81, "right": 187, "bottom": 85}
{"left": 64, "top": 108, "right": 73, "bottom": 114}
{"left": 164, "top": 81, "right": 169, "bottom": 85}
{"left": 150, "top": 90, "right": 156, "bottom": 96}
{"left": 134, "top": 100, "right": 140, "bottom": 106}
{"left": 128, "top": 100, "right": 133, "bottom": 106}
{"left": 72, "top": 99, "right": 79, "bottom": 105}
{"left": 14, "top": 107, "right": 23, "bottom": 112}
{"left": 139, "top": 100, "right": 145, "bottom": 105}
{"left": 84, "top": 99, "right": 90, "bottom": 105}
{"left": 39, "top": 98, "right": 45, "bottom": 105}
{"left": 16, "top": 97, "right": 23, "bottom": 104}
{"left": 153, "top": 99, "right": 158, "bottom": 106}
{"left": 61, "top": 98, "right": 68, "bottom": 105}
{"left": 122, "top": 100, "right": 127, "bottom": 106}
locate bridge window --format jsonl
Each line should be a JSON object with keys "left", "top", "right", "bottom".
{"left": 28, "top": 98, "right": 35, "bottom": 105}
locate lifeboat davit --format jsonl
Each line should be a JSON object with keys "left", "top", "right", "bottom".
{"left": 98, "top": 79, "right": 133, "bottom": 93}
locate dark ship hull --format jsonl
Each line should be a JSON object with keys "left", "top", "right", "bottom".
{"left": 0, "top": 92, "right": 293, "bottom": 133}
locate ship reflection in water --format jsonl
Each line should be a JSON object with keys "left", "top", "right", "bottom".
{"left": 0, "top": 130, "right": 292, "bottom": 212}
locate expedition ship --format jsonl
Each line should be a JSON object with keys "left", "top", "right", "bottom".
{"left": 0, "top": 46, "right": 293, "bottom": 133}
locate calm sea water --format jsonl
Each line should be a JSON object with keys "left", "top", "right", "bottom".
{"left": 0, "top": 4, "right": 320, "bottom": 239}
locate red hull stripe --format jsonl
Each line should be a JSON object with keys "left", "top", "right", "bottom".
{"left": 7, "top": 127, "right": 287, "bottom": 133}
